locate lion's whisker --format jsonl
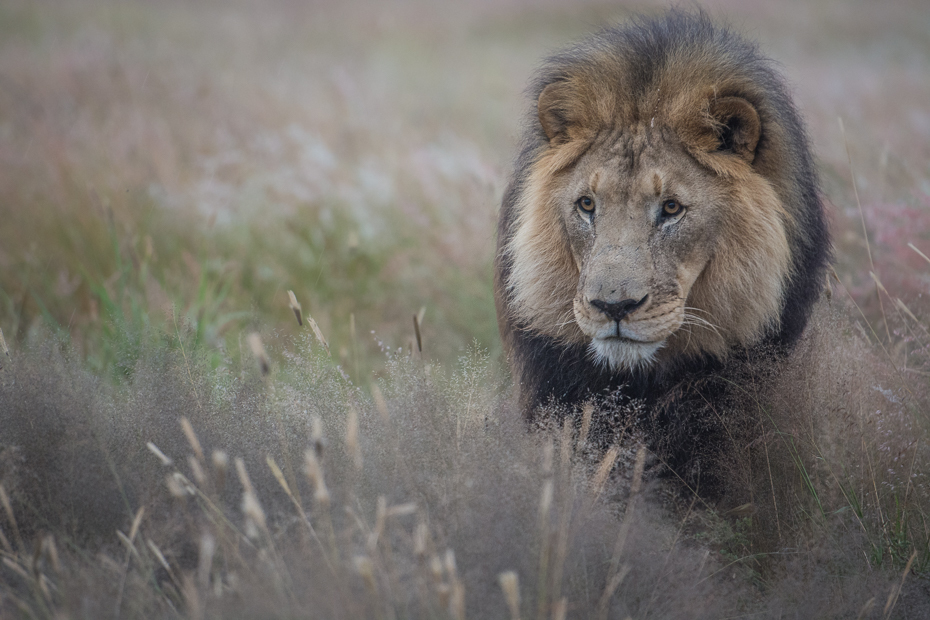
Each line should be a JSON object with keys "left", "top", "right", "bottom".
{"left": 682, "top": 312, "right": 723, "bottom": 339}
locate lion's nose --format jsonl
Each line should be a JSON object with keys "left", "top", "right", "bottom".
{"left": 590, "top": 295, "right": 648, "bottom": 322}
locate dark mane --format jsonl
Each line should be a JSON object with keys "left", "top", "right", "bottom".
{"left": 494, "top": 10, "right": 831, "bottom": 495}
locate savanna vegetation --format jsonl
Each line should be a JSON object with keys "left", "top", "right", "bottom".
{"left": 2, "top": 0, "right": 930, "bottom": 617}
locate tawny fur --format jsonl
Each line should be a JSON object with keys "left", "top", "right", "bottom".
{"left": 495, "top": 10, "right": 830, "bottom": 425}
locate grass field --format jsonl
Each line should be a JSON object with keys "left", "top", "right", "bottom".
{"left": 2, "top": 0, "right": 930, "bottom": 617}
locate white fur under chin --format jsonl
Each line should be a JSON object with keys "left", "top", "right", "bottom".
{"left": 589, "top": 338, "right": 665, "bottom": 371}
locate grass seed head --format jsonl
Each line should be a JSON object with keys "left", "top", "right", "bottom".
{"left": 198, "top": 533, "right": 215, "bottom": 589}
{"left": 146, "top": 442, "right": 173, "bottom": 467}
{"left": 0, "top": 327, "right": 9, "bottom": 370}
{"left": 578, "top": 403, "right": 594, "bottom": 450}
{"left": 450, "top": 580, "right": 466, "bottom": 620}
{"left": 353, "top": 555, "right": 378, "bottom": 596}
{"left": 414, "top": 521, "right": 429, "bottom": 558}
{"left": 346, "top": 403, "right": 363, "bottom": 470}
{"left": 311, "top": 415, "right": 325, "bottom": 459}
{"left": 413, "top": 313, "right": 423, "bottom": 352}
{"left": 241, "top": 490, "right": 267, "bottom": 537}
{"left": 246, "top": 333, "right": 271, "bottom": 376}
{"left": 211, "top": 450, "right": 228, "bottom": 493}
{"left": 589, "top": 446, "right": 620, "bottom": 505}
{"left": 370, "top": 383, "right": 389, "bottom": 421}
{"left": 287, "top": 290, "right": 303, "bottom": 326}
{"left": 497, "top": 571, "right": 521, "bottom": 620}
{"left": 304, "top": 449, "right": 331, "bottom": 507}
{"left": 180, "top": 417, "right": 205, "bottom": 463}
{"left": 167, "top": 472, "right": 195, "bottom": 498}
{"left": 305, "top": 312, "right": 330, "bottom": 356}
{"left": 188, "top": 456, "right": 206, "bottom": 486}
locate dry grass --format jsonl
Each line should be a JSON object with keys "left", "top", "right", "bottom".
{"left": 2, "top": 308, "right": 930, "bottom": 617}
{"left": 2, "top": 0, "right": 930, "bottom": 617}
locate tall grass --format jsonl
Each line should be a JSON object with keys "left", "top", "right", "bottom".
{"left": 2, "top": 0, "right": 930, "bottom": 617}
{"left": 4, "top": 300, "right": 930, "bottom": 617}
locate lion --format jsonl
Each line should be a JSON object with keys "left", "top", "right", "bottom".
{"left": 494, "top": 11, "right": 830, "bottom": 492}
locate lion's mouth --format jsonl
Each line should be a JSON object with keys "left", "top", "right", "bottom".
{"left": 599, "top": 331, "right": 657, "bottom": 345}
{"left": 588, "top": 335, "right": 665, "bottom": 370}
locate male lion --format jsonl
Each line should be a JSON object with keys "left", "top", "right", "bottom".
{"left": 494, "top": 11, "right": 830, "bottom": 492}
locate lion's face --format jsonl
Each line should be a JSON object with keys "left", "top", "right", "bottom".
{"left": 505, "top": 100, "right": 795, "bottom": 371}
{"left": 560, "top": 128, "right": 725, "bottom": 368}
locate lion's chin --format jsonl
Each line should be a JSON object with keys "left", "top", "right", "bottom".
{"left": 589, "top": 337, "right": 665, "bottom": 371}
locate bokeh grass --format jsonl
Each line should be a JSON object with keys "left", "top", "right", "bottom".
{"left": 2, "top": 0, "right": 930, "bottom": 617}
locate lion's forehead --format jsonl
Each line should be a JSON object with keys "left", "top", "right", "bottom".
{"left": 577, "top": 129, "right": 688, "bottom": 197}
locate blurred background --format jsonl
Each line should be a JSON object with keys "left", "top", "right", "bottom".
{"left": 1, "top": 0, "right": 928, "bottom": 379}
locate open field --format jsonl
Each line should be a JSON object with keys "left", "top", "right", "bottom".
{"left": 2, "top": 0, "right": 930, "bottom": 617}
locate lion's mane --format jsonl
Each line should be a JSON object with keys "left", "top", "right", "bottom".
{"left": 494, "top": 11, "right": 830, "bottom": 489}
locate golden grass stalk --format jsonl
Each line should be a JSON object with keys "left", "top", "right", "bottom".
{"left": 498, "top": 571, "right": 521, "bottom": 620}
{"left": 909, "top": 242, "right": 930, "bottom": 265}
{"left": 385, "top": 502, "right": 416, "bottom": 518}
{"left": 188, "top": 456, "right": 206, "bottom": 486}
{"left": 115, "top": 506, "right": 146, "bottom": 619}
{"left": 443, "top": 549, "right": 458, "bottom": 583}
{"left": 894, "top": 297, "right": 920, "bottom": 324}
{"left": 311, "top": 415, "right": 326, "bottom": 459}
{"left": 430, "top": 554, "right": 444, "bottom": 585}
{"left": 413, "top": 314, "right": 423, "bottom": 353}
{"left": 577, "top": 403, "right": 593, "bottom": 450}
{"left": 550, "top": 419, "right": 575, "bottom": 605}
{"left": 586, "top": 446, "right": 620, "bottom": 512}
{"left": 450, "top": 580, "right": 466, "bottom": 620}
{"left": 305, "top": 312, "right": 331, "bottom": 356}
{"left": 197, "top": 533, "right": 215, "bottom": 590}
{"left": 247, "top": 332, "right": 271, "bottom": 376}
{"left": 304, "top": 449, "right": 331, "bottom": 508}
{"left": 147, "top": 538, "right": 182, "bottom": 591}
{"left": 443, "top": 550, "right": 466, "bottom": 620}
{"left": 883, "top": 549, "right": 918, "bottom": 619}
{"left": 166, "top": 472, "right": 196, "bottom": 498}
{"left": 0, "top": 484, "right": 23, "bottom": 551}
{"left": 41, "top": 535, "right": 61, "bottom": 575}
{"left": 367, "top": 496, "right": 388, "bottom": 553}
{"left": 596, "top": 446, "right": 646, "bottom": 619}
{"left": 353, "top": 555, "right": 379, "bottom": 598}
{"left": 371, "top": 383, "right": 389, "bottom": 421}
{"left": 183, "top": 573, "right": 204, "bottom": 620}
{"left": 180, "top": 416, "right": 205, "bottom": 463}
{"left": 146, "top": 441, "right": 173, "bottom": 467}
{"left": 287, "top": 290, "right": 303, "bottom": 326}
{"left": 128, "top": 505, "right": 145, "bottom": 542}
{"left": 559, "top": 417, "right": 573, "bottom": 473}
{"left": 212, "top": 450, "right": 228, "bottom": 494}
{"left": 413, "top": 521, "right": 429, "bottom": 558}
{"left": 0, "top": 327, "right": 9, "bottom": 370}
{"left": 267, "top": 454, "right": 335, "bottom": 570}
{"left": 346, "top": 403, "right": 363, "bottom": 470}
{"left": 236, "top": 458, "right": 267, "bottom": 536}
{"left": 536, "top": 440, "right": 555, "bottom": 619}
{"left": 2, "top": 557, "right": 30, "bottom": 580}
{"left": 116, "top": 531, "right": 142, "bottom": 563}
{"left": 857, "top": 598, "right": 876, "bottom": 620}
{"left": 266, "top": 455, "right": 291, "bottom": 498}
{"left": 304, "top": 448, "right": 338, "bottom": 561}
{"left": 595, "top": 564, "right": 631, "bottom": 620}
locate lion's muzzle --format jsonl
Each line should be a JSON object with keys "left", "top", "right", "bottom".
{"left": 590, "top": 295, "right": 648, "bottom": 322}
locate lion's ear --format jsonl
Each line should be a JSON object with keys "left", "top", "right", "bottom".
{"left": 708, "top": 96, "right": 761, "bottom": 163}
{"left": 537, "top": 81, "right": 576, "bottom": 143}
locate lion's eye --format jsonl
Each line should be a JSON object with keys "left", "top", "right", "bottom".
{"left": 662, "top": 199, "right": 685, "bottom": 217}
{"left": 576, "top": 196, "right": 595, "bottom": 214}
